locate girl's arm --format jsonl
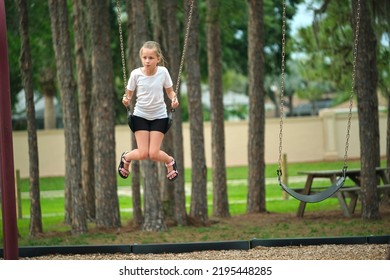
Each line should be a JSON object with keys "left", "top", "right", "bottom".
{"left": 165, "top": 87, "right": 179, "bottom": 109}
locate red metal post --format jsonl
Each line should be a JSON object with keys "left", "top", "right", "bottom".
{"left": 0, "top": 0, "right": 19, "bottom": 260}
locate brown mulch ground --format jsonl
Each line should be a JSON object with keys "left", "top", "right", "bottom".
{"left": 18, "top": 206, "right": 390, "bottom": 260}
{"left": 23, "top": 244, "right": 390, "bottom": 260}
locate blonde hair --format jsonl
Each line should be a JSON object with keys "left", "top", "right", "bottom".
{"left": 139, "top": 41, "right": 166, "bottom": 66}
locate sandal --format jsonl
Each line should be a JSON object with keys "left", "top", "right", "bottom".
{"left": 166, "top": 158, "right": 178, "bottom": 181}
{"left": 118, "top": 152, "right": 131, "bottom": 179}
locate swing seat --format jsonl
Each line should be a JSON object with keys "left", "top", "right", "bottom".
{"left": 166, "top": 109, "right": 174, "bottom": 132}
{"left": 127, "top": 107, "right": 135, "bottom": 132}
{"left": 278, "top": 175, "right": 346, "bottom": 203}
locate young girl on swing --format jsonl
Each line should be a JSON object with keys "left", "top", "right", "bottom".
{"left": 118, "top": 41, "right": 179, "bottom": 181}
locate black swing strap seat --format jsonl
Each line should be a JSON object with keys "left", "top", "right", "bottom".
{"left": 277, "top": 168, "right": 347, "bottom": 203}
{"left": 278, "top": 176, "right": 346, "bottom": 203}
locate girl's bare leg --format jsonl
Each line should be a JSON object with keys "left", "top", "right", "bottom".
{"left": 119, "top": 130, "right": 150, "bottom": 176}
{"left": 148, "top": 131, "right": 170, "bottom": 162}
{"left": 149, "top": 131, "right": 177, "bottom": 179}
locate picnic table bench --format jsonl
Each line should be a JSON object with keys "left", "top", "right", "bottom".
{"left": 294, "top": 167, "right": 390, "bottom": 218}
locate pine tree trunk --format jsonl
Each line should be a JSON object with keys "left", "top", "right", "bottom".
{"left": 128, "top": 0, "right": 149, "bottom": 227}
{"left": 165, "top": 0, "right": 188, "bottom": 226}
{"left": 73, "top": 0, "right": 95, "bottom": 221}
{"left": 185, "top": 0, "right": 208, "bottom": 224}
{"left": 142, "top": 160, "right": 167, "bottom": 232}
{"left": 206, "top": 0, "right": 230, "bottom": 218}
{"left": 247, "top": 0, "right": 266, "bottom": 213}
{"left": 353, "top": 0, "right": 381, "bottom": 220}
{"left": 48, "top": 0, "right": 87, "bottom": 234}
{"left": 87, "top": 0, "right": 120, "bottom": 228}
{"left": 17, "top": 0, "right": 42, "bottom": 237}
{"left": 39, "top": 68, "right": 56, "bottom": 130}
{"left": 150, "top": 0, "right": 172, "bottom": 220}
{"left": 43, "top": 95, "right": 55, "bottom": 129}
{"left": 133, "top": 0, "right": 168, "bottom": 231}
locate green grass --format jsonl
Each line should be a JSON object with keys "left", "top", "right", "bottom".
{"left": 2, "top": 159, "right": 389, "bottom": 246}
{"left": 11, "top": 158, "right": 371, "bottom": 220}
{"left": 18, "top": 159, "right": 365, "bottom": 191}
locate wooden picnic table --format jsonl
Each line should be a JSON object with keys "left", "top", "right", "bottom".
{"left": 296, "top": 167, "right": 390, "bottom": 218}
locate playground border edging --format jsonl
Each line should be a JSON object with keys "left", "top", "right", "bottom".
{"left": 2, "top": 235, "right": 389, "bottom": 258}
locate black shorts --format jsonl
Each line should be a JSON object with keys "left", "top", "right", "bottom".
{"left": 131, "top": 115, "right": 169, "bottom": 134}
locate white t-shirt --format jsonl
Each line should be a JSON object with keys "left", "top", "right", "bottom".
{"left": 127, "top": 66, "right": 173, "bottom": 120}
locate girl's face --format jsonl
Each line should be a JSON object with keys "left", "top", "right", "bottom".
{"left": 140, "top": 48, "right": 160, "bottom": 69}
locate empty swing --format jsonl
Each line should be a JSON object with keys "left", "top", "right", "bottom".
{"left": 276, "top": 0, "right": 361, "bottom": 203}
{"left": 115, "top": 0, "right": 194, "bottom": 132}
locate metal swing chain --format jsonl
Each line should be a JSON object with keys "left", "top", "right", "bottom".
{"left": 174, "top": 0, "right": 195, "bottom": 98}
{"left": 343, "top": 0, "right": 361, "bottom": 169}
{"left": 277, "top": 0, "right": 361, "bottom": 178}
{"left": 116, "top": 0, "right": 127, "bottom": 91}
{"left": 277, "top": 0, "right": 287, "bottom": 178}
